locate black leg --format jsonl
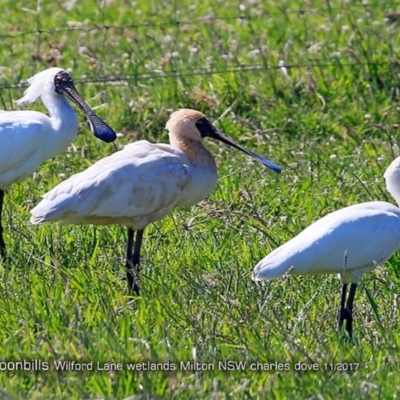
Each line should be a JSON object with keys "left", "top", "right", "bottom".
{"left": 338, "top": 282, "right": 357, "bottom": 338}
{"left": 338, "top": 283, "right": 348, "bottom": 330}
{"left": 0, "top": 190, "right": 5, "bottom": 262}
{"left": 132, "top": 229, "right": 143, "bottom": 267}
{"left": 125, "top": 228, "right": 144, "bottom": 295}
{"left": 125, "top": 228, "right": 136, "bottom": 293}
{"left": 345, "top": 283, "right": 357, "bottom": 338}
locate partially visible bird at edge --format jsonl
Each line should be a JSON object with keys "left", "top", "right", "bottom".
{"left": 253, "top": 156, "right": 400, "bottom": 338}
{"left": 0, "top": 67, "right": 117, "bottom": 260}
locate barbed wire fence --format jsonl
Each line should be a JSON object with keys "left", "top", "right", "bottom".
{"left": 0, "top": 0, "right": 398, "bottom": 92}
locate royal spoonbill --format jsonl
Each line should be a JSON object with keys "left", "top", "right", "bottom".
{"left": 30, "top": 108, "right": 281, "bottom": 294}
{"left": 0, "top": 67, "right": 116, "bottom": 260}
{"left": 253, "top": 156, "right": 400, "bottom": 338}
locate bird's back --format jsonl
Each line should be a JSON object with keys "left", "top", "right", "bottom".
{"left": 253, "top": 201, "right": 400, "bottom": 281}
{"left": 0, "top": 111, "right": 54, "bottom": 188}
{"left": 30, "top": 140, "right": 192, "bottom": 230}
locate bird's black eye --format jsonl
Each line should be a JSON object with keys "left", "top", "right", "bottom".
{"left": 54, "top": 71, "right": 72, "bottom": 94}
{"left": 55, "top": 73, "right": 64, "bottom": 85}
{"left": 195, "top": 117, "right": 217, "bottom": 138}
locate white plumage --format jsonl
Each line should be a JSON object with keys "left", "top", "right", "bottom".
{"left": 253, "top": 156, "right": 400, "bottom": 337}
{"left": 31, "top": 140, "right": 194, "bottom": 229}
{"left": 253, "top": 202, "right": 400, "bottom": 282}
{"left": 31, "top": 108, "right": 281, "bottom": 293}
{"left": 0, "top": 67, "right": 116, "bottom": 259}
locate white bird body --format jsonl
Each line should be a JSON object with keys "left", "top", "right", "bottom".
{"left": 30, "top": 139, "right": 217, "bottom": 229}
{"left": 253, "top": 201, "right": 400, "bottom": 283}
{"left": 0, "top": 106, "right": 78, "bottom": 189}
{"left": 253, "top": 156, "right": 400, "bottom": 337}
{"left": 31, "top": 108, "right": 281, "bottom": 293}
{"left": 0, "top": 67, "right": 116, "bottom": 259}
{"left": 0, "top": 67, "right": 116, "bottom": 189}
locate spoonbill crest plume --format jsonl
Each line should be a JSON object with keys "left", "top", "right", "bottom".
{"left": 0, "top": 67, "right": 116, "bottom": 259}
{"left": 253, "top": 157, "right": 400, "bottom": 338}
{"left": 31, "top": 108, "right": 281, "bottom": 294}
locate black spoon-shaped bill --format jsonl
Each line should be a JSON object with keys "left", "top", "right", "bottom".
{"left": 212, "top": 130, "right": 281, "bottom": 173}
{"left": 195, "top": 117, "right": 281, "bottom": 173}
{"left": 54, "top": 71, "right": 117, "bottom": 143}
{"left": 62, "top": 85, "right": 117, "bottom": 143}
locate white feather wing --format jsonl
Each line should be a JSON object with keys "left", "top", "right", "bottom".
{"left": 30, "top": 141, "right": 192, "bottom": 227}
{"left": 253, "top": 202, "right": 400, "bottom": 280}
{"left": 0, "top": 111, "right": 52, "bottom": 187}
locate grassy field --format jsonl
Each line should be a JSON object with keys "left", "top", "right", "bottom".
{"left": 0, "top": 0, "right": 400, "bottom": 398}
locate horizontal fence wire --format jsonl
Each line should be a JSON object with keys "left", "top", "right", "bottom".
{"left": 0, "top": 0, "right": 398, "bottom": 89}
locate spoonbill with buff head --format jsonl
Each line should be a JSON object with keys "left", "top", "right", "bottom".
{"left": 0, "top": 67, "right": 116, "bottom": 260}
{"left": 253, "top": 156, "right": 400, "bottom": 338}
{"left": 30, "top": 109, "right": 281, "bottom": 294}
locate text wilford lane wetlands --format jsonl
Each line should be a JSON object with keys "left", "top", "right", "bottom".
{"left": 0, "top": 360, "right": 360, "bottom": 372}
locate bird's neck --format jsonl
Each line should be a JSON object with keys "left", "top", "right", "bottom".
{"left": 387, "top": 181, "right": 400, "bottom": 208}
{"left": 41, "top": 93, "right": 79, "bottom": 141}
{"left": 170, "top": 137, "right": 217, "bottom": 171}
{"left": 170, "top": 137, "right": 219, "bottom": 208}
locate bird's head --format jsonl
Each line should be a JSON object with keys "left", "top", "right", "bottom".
{"left": 15, "top": 67, "right": 68, "bottom": 106}
{"left": 165, "top": 108, "right": 282, "bottom": 173}
{"left": 15, "top": 68, "right": 116, "bottom": 143}
{"left": 166, "top": 109, "right": 208, "bottom": 142}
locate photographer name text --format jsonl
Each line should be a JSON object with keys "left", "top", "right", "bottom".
{"left": 0, "top": 359, "right": 360, "bottom": 372}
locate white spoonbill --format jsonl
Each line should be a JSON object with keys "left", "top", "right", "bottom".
{"left": 0, "top": 67, "right": 116, "bottom": 260}
{"left": 253, "top": 157, "right": 400, "bottom": 338}
{"left": 30, "top": 108, "right": 281, "bottom": 294}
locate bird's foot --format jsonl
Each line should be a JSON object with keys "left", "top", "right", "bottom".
{"left": 126, "top": 268, "right": 140, "bottom": 296}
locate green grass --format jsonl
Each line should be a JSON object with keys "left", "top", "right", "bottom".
{"left": 0, "top": 0, "right": 400, "bottom": 398}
